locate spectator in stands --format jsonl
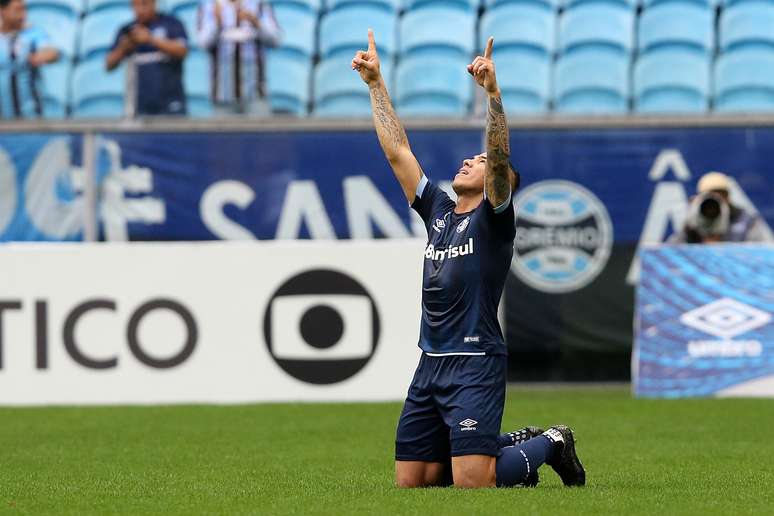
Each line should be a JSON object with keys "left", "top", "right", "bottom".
{"left": 106, "top": 0, "right": 188, "bottom": 116}
{"left": 0, "top": 0, "right": 59, "bottom": 118}
{"left": 197, "top": 0, "right": 281, "bottom": 116}
{"left": 670, "top": 172, "right": 768, "bottom": 243}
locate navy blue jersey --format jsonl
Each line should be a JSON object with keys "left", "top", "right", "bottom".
{"left": 411, "top": 176, "right": 516, "bottom": 356}
{"left": 113, "top": 14, "right": 187, "bottom": 115}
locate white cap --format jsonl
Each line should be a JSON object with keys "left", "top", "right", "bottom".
{"left": 697, "top": 172, "right": 731, "bottom": 193}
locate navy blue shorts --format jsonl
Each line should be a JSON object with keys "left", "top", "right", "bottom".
{"left": 395, "top": 353, "right": 506, "bottom": 461}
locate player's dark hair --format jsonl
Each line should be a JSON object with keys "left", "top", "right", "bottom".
{"left": 0, "top": 0, "right": 13, "bottom": 8}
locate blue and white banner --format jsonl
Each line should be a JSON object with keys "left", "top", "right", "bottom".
{"left": 0, "top": 134, "right": 85, "bottom": 241}
{"left": 634, "top": 244, "right": 774, "bottom": 398}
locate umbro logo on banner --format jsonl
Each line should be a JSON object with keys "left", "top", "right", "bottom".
{"left": 680, "top": 298, "right": 771, "bottom": 339}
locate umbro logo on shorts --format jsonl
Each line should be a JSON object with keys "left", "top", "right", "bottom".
{"left": 459, "top": 418, "right": 478, "bottom": 431}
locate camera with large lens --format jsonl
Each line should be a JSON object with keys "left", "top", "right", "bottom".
{"left": 686, "top": 192, "right": 730, "bottom": 238}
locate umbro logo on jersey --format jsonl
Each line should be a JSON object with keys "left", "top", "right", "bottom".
{"left": 459, "top": 418, "right": 478, "bottom": 431}
{"left": 456, "top": 217, "right": 470, "bottom": 233}
{"left": 432, "top": 218, "right": 446, "bottom": 233}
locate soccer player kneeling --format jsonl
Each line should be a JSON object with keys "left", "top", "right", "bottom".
{"left": 352, "top": 30, "right": 586, "bottom": 489}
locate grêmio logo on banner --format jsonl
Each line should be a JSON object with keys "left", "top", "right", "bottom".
{"left": 0, "top": 298, "right": 197, "bottom": 370}
{"left": 680, "top": 298, "right": 772, "bottom": 358}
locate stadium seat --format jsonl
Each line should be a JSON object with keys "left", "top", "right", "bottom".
{"left": 26, "top": 0, "right": 81, "bottom": 15}
{"left": 639, "top": 3, "right": 714, "bottom": 54}
{"left": 554, "top": 49, "right": 630, "bottom": 114}
{"left": 269, "top": 0, "right": 321, "bottom": 13}
{"left": 313, "top": 57, "right": 394, "bottom": 117}
{"left": 714, "top": 47, "right": 774, "bottom": 112}
{"left": 165, "top": 0, "right": 197, "bottom": 12}
{"left": 71, "top": 58, "right": 126, "bottom": 118}
{"left": 483, "top": 0, "right": 558, "bottom": 9}
{"left": 266, "top": 52, "right": 311, "bottom": 115}
{"left": 270, "top": 4, "right": 317, "bottom": 58}
{"left": 495, "top": 50, "right": 551, "bottom": 114}
{"left": 405, "top": 0, "right": 479, "bottom": 11}
{"left": 395, "top": 56, "right": 472, "bottom": 116}
{"left": 563, "top": 0, "right": 636, "bottom": 10}
{"left": 720, "top": 2, "right": 774, "bottom": 51}
{"left": 399, "top": 6, "right": 476, "bottom": 59}
{"left": 319, "top": 5, "right": 397, "bottom": 59}
{"left": 39, "top": 60, "right": 70, "bottom": 118}
{"left": 634, "top": 48, "right": 710, "bottom": 113}
{"left": 326, "top": 0, "right": 400, "bottom": 11}
{"left": 642, "top": 0, "right": 714, "bottom": 8}
{"left": 26, "top": 6, "right": 78, "bottom": 58}
{"left": 558, "top": 4, "right": 635, "bottom": 54}
{"left": 85, "top": 0, "right": 128, "bottom": 12}
{"left": 79, "top": 6, "right": 135, "bottom": 59}
{"left": 479, "top": 3, "right": 556, "bottom": 55}
{"left": 184, "top": 50, "right": 212, "bottom": 117}
{"left": 171, "top": 4, "right": 199, "bottom": 44}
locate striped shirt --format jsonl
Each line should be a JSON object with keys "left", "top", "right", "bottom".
{"left": 197, "top": 0, "right": 281, "bottom": 104}
{"left": 0, "top": 27, "right": 53, "bottom": 119}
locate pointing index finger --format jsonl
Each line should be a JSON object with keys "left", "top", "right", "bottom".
{"left": 484, "top": 37, "right": 494, "bottom": 59}
{"left": 368, "top": 28, "right": 376, "bottom": 53}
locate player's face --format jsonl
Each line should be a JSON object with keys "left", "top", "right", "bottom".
{"left": 132, "top": 0, "right": 155, "bottom": 23}
{"left": 452, "top": 153, "right": 487, "bottom": 196}
{"left": 1, "top": 0, "right": 26, "bottom": 30}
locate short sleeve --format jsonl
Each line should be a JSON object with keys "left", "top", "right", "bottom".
{"left": 410, "top": 176, "right": 456, "bottom": 228}
{"left": 168, "top": 16, "right": 188, "bottom": 42}
{"left": 28, "top": 27, "right": 53, "bottom": 50}
{"left": 111, "top": 24, "right": 131, "bottom": 51}
{"left": 484, "top": 193, "right": 516, "bottom": 241}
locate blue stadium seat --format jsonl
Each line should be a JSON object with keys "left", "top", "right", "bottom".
{"left": 26, "top": 0, "right": 82, "bottom": 15}
{"left": 639, "top": 3, "right": 714, "bottom": 53}
{"left": 79, "top": 7, "right": 135, "bottom": 59}
{"left": 85, "top": 0, "right": 128, "bottom": 12}
{"left": 184, "top": 50, "right": 212, "bottom": 117}
{"left": 39, "top": 60, "right": 70, "bottom": 118}
{"left": 405, "top": 0, "right": 479, "bottom": 11}
{"left": 479, "top": 4, "right": 556, "bottom": 55}
{"left": 395, "top": 56, "right": 472, "bottom": 116}
{"left": 564, "top": 0, "right": 636, "bottom": 10}
{"left": 715, "top": 47, "right": 774, "bottom": 112}
{"left": 165, "top": 0, "right": 197, "bottom": 12}
{"left": 269, "top": 0, "right": 321, "bottom": 13}
{"left": 319, "top": 5, "right": 397, "bottom": 59}
{"left": 720, "top": 3, "right": 774, "bottom": 51}
{"left": 495, "top": 50, "right": 551, "bottom": 114}
{"left": 266, "top": 52, "right": 311, "bottom": 115}
{"left": 171, "top": 4, "right": 199, "bottom": 44}
{"left": 558, "top": 4, "right": 635, "bottom": 54}
{"left": 26, "top": 7, "right": 78, "bottom": 58}
{"left": 554, "top": 49, "right": 630, "bottom": 114}
{"left": 313, "top": 57, "right": 394, "bottom": 117}
{"left": 634, "top": 48, "right": 710, "bottom": 113}
{"left": 71, "top": 58, "right": 126, "bottom": 118}
{"left": 326, "top": 0, "right": 400, "bottom": 11}
{"left": 483, "top": 0, "right": 557, "bottom": 8}
{"left": 270, "top": 4, "right": 317, "bottom": 58}
{"left": 399, "top": 6, "right": 476, "bottom": 59}
{"left": 642, "top": 0, "right": 714, "bottom": 8}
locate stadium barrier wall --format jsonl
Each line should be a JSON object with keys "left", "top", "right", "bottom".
{"left": 634, "top": 244, "right": 774, "bottom": 398}
{"left": 1, "top": 117, "right": 774, "bottom": 381}
{"left": 0, "top": 240, "right": 425, "bottom": 405}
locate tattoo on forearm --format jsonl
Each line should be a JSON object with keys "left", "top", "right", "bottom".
{"left": 486, "top": 95, "right": 512, "bottom": 203}
{"left": 371, "top": 83, "right": 408, "bottom": 156}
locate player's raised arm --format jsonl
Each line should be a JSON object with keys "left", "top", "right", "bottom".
{"left": 352, "top": 29, "right": 422, "bottom": 202}
{"left": 469, "top": 37, "right": 513, "bottom": 210}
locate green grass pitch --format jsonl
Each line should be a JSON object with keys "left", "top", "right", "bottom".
{"left": 1, "top": 387, "right": 772, "bottom": 515}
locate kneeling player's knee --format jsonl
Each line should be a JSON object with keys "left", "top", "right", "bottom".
{"left": 453, "top": 470, "right": 495, "bottom": 489}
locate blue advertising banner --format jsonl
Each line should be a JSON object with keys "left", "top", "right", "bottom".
{"left": 635, "top": 245, "right": 774, "bottom": 397}
{"left": 0, "top": 134, "right": 85, "bottom": 241}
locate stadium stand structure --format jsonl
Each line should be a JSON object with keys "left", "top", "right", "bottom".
{"left": 23, "top": 0, "right": 774, "bottom": 117}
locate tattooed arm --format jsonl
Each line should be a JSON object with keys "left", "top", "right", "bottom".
{"left": 353, "top": 30, "right": 422, "bottom": 202}
{"left": 469, "top": 37, "right": 514, "bottom": 209}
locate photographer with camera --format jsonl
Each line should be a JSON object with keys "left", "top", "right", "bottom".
{"left": 670, "top": 172, "right": 766, "bottom": 244}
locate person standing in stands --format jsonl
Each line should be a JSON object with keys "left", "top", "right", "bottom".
{"left": 106, "top": 0, "right": 188, "bottom": 116}
{"left": 197, "top": 0, "right": 280, "bottom": 116}
{"left": 0, "top": 0, "right": 59, "bottom": 118}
